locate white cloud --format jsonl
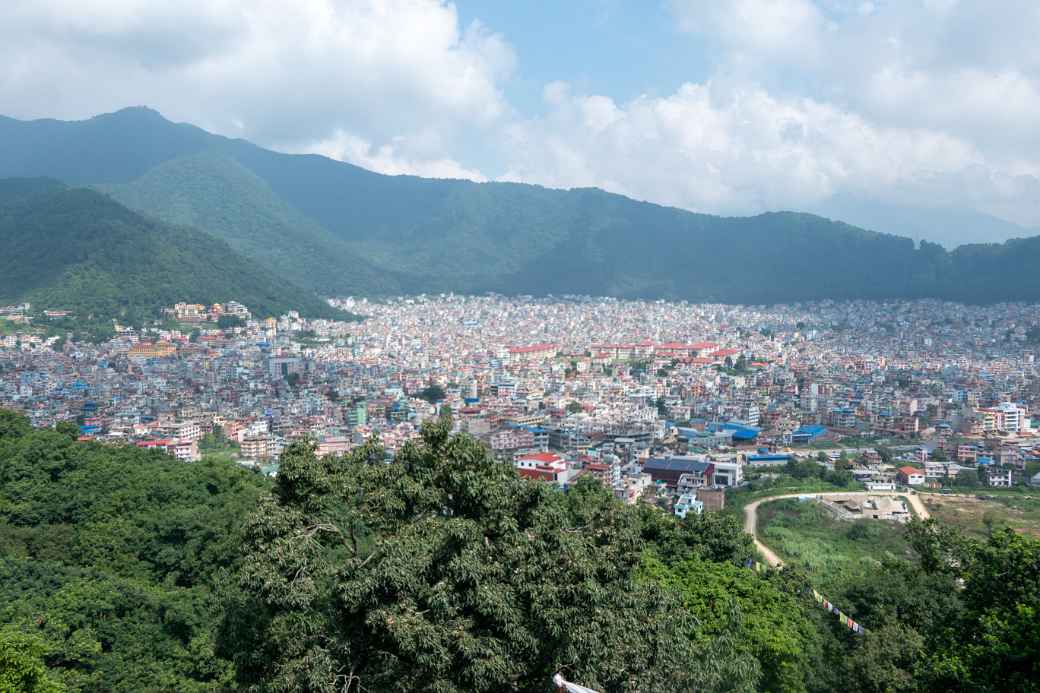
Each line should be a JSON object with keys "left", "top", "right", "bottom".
{"left": 3, "top": 0, "right": 1040, "bottom": 228}
{"left": 1, "top": 0, "right": 514, "bottom": 162}
{"left": 501, "top": 82, "right": 985, "bottom": 216}
{"left": 671, "top": 0, "right": 828, "bottom": 65}
{"left": 305, "top": 129, "right": 487, "bottom": 181}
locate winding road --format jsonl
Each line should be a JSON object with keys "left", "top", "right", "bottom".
{"left": 743, "top": 491, "right": 931, "bottom": 567}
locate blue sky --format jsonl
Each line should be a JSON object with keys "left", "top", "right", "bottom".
{"left": 3, "top": 1, "right": 1040, "bottom": 245}
{"left": 454, "top": 1, "right": 712, "bottom": 117}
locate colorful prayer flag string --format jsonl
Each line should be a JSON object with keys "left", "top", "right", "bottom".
{"left": 745, "top": 559, "right": 866, "bottom": 635}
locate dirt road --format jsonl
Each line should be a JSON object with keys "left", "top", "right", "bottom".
{"left": 744, "top": 490, "right": 931, "bottom": 567}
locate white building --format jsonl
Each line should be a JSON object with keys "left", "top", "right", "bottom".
{"left": 674, "top": 493, "right": 704, "bottom": 519}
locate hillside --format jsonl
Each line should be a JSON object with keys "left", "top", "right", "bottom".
{"left": 0, "top": 179, "right": 345, "bottom": 327}
{"left": 3, "top": 108, "right": 1040, "bottom": 303}
{"left": 98, "top": 153, "right": 400, "bottom": 296}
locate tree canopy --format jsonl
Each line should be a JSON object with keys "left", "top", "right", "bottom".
{"left": 2, "top": 407, "right": 1040, "bottom": 692}
{"left": 221, "top": 423, "right": 737, "bottom": 691}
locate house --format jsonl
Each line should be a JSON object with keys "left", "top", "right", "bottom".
{"left": 515, "top": 452, "right": 575, "bottom": 486}
{"left": 924, "top": 461, "right": 947, "bottom": 480}
{"left": 642, "top": 456, "right": 715, "bottom": 488}
{"left": 696, "top": 486, "right": 726, "bottom": 512}
{"left": 674, "top": 493, "right": 703, "bottom": 519}
{"left": 897, "top": 466, "right": 925, "bottom": 486}
{"left": 987, "top": 468, "right": 1014, "bottom": 488}
{"left": 711, "top": 459, "right": 744, "bottom": 486}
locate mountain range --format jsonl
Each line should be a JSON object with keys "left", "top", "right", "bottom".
{"left": 2, "top": 107, "right": 1040, "bottom": 308}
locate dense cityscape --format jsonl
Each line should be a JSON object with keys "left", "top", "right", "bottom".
{"left": 4, "top": 295, "right": 1039, "bottom": 515}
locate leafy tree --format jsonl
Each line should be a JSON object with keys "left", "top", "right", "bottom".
{"left": 217, "top": 314, "right": 246, "bottom": 330}
{"left": 415, "top": 383, "right": 446, "bottom": 403}
{"left": 0, "top": 628, "right": 65, "bottom": 693}
{"left": 638, "top": 505, "right": 754, "bottom": 566}
{"left": 221, "top": 424, "right": 719, "bottom": 692}
{"left": 0, "top": 408, "right": 32, "bottom": 440}
{"left": 840, "top": 622, "right": 924, "bottom": 693}
{"left": 0, "top": 412, "right": 269, "bottom": 691}
{"left": 54, "top": 421, "right": 80, "bottom": 441}
{"left": 655, "top": 396, "right": 668, "bottom": 417}
{"left": 566, "top": 401, "right": 583, "bottom": 414}
{"left": 641, "top": 555, "right": 822, "bottom": 693}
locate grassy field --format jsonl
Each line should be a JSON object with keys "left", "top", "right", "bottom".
{"left": 921, "top": 492, "right": 1040, "bottom": 539}
{"left": 757, "top": 499, "right": 913, "bottom": 592}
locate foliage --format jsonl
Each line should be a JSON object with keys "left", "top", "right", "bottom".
{"left": 5, "top": 401, "right": 1040, "bottom": 692}
{"left": 0, "top": 410, "right": 269, "bottom": 691}
{"left": 415, "top": 383, "right": 446, "bottom": 404}
{"left": 638, "top": 503, "right": 754, "bottom": 566}
{"left": 0, "top": 628, "right": 66, "bottom": 693}
{"left": 771, "top": 515, "right": 1040, "bottom": 693}
{"left": 101, "top": 152, "right": 395, "bottom": 296}
{"left": 220, "top": 424, "right": 731, "bottom": 692}
{"left": 216, "top": 314, "right": 245, "bottom": 329}
{"left": 0, "top": 408, "right": 32, "bottom": 440}
{"left": 641, "top": 555, "right": 824, "bottom": 693}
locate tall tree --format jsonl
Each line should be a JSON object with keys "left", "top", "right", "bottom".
{"left": 221, "top": 423, "right": 736, "bottom": 692}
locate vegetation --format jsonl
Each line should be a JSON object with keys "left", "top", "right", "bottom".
{"left": 414, "top": 383, "right": 447, "bottom": 404}
{"left": 2, "top": 409, "right": 1039, "bottom": 692}
{"left": 9, "top": 108, "right": 1040, "bottom": 304}
{"left": 758, "top": 500, "right": 913, "bottom": 593}
{"left": 101, "top": 152, "right": 395, "bottom": 296}
{"left": 725, "top": 468, "right": 862, "bottom": 517}
{"left": 920, "top": 492, "right": 1040, "bottom": 539}
{"left": 220, "top": 426, "right": 750, "bottom": 692}
{"left": 0, "top": 412, "right": 269, "bottom": 691}
{"left": 0, "top": 179, "right": 347, "bottom": 334}
{"left": 216, "top": 314, "right": 245, "bottom": 330}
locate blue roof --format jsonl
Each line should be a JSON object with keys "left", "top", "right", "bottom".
{"left": 795, "top": 425, "right": 827, "bottom": 435}
{"left": 748, "top": 454, "right": 791, "bottom": 462}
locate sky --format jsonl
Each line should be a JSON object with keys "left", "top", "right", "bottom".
{"left": 3, "top": 0, "right": 1040, "bottom": 237}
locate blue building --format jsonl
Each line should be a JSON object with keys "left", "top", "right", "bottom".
{"left": 791, "top": 424, "right": 827, "bottom": 444}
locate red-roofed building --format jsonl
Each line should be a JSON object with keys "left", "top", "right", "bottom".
{"left": 515, "top": 452, "right": 575, "bottom": 485}
{"left": 898, "top": 466, "right": 925, "bottom": 486}
{"left": 506, "top": 343, "right": 557, "bottom": 363}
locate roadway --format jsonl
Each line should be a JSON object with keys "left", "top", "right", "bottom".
{"left": 743, "top": 490, "right": 931, "bottom": 568}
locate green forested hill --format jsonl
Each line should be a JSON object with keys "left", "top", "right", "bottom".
{"left": 0, "top": 180, "right": 345, "bottom": 326}
{"left": 99, "top": 153, "right": 399, "bottom": 296}
{"left": 3, "top": 107, "right": 1040, "bottom": 303}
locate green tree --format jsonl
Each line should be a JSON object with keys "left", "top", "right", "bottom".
{"left": 0, "top": 408, "right": 32, "bottom": 440}
{"left": 0, "top": 411, "right": 269, "bottom": 691}
{"left": 221, "top": 425, "right": 722, "bottom": 692}
{"left": 641, "top": 555, "right": 821, "bottom": 693}
{"left": 217, "top": 314, "right": 245, "bottom": 330}
{"left": 415, "top": 383, "right": 446, "bottom": 403}
{"left": 0, "top": 629, "right": 65, "bottom": 693}
{"left": 54, "top": 420, "right": 80, "bottom": 440}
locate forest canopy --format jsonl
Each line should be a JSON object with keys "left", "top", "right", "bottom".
{"left": 0, "top": 411, "right": 1038, "bottom": 692}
